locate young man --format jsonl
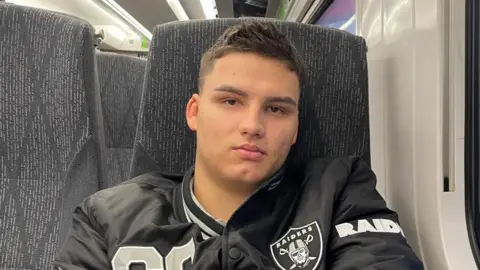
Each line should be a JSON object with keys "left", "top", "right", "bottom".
{"left": 54, "top": 21, "right": 424, "bottom": 270}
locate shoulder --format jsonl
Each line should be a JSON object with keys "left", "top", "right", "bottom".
{"left": 80, "top": 171, "right": 182, "bottom": 223}
{"left": 292, "top": 155, "right": 366, "bottom": 182}
{"left": 95, "top": 171, "right": 180, "bottom": 201}
{"left": 288, "top": 155, "right": 372, "bottom": 196}
{"left": 305, "top": 155, "right": 365, "bottom": 170}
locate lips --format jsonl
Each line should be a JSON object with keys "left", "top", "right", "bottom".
{"left": 233, "top": 144, "right": 265, "bottom": 161}
{"left": 236, "top": 144, "right": 265, "bottom": 154}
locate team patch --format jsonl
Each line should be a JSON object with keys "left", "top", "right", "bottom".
{"left": 335, "top": 218, "right": 405, "bottom": 238}
{"left": 270, "top": 221, "right": 323, "bottom": 270}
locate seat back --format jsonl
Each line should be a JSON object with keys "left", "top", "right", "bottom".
{"left": 96, "top": 52, "right": 146, "bottom": 187}
{"left": 130, "top": 18, "right": 370, "bottom": 177}
{"left": 0, "top": 4, "right": 106, "bottom": 268}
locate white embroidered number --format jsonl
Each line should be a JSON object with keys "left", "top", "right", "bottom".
{"left": 111, "top": 238, "right": 195, "bottom": 270}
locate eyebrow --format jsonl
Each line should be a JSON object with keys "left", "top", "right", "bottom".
{"left": 214, "top": 85, "right": 248, "bottom": 97}
{"left": 265, "top": 96, "right": 297, "bottom": 106}
{"left": 214, "top": 85, "right": 298, "bottom": 106}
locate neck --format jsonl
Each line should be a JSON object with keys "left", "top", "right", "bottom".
{"left": 193, "top": 161, "right": 258, "bottom": 222}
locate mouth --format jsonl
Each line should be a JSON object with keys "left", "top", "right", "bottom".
{"left": 233, "top": 144, "right": 266, "bottom": 161}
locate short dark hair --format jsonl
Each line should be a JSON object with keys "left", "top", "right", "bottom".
{"left": 198, "top": 20, "right": 306, "bottom": 92}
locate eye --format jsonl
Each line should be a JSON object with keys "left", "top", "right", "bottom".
{"left": 224, "top": 99, "right": 237, "bottom": 106}
{"left": 267, "top": 106, "right": 285, "bottom": 114}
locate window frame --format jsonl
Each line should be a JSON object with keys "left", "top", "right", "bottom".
{"left": 465, "top": 0, "right": 480, "bottom": 267}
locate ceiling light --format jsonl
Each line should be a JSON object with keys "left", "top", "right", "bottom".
{"left": 100, "top": 0, "right": 153, "bottom": 40}
{"left": 5, "top": 0, "right": 26, "bottom": 4}
{"left": 199, "top": 0, "right": 217, "bottom": 19}
{"left": 166, "top": 0, "right": 189, "bottom": 21}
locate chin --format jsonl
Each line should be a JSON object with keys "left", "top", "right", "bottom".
{"left": 236, "top": 175, "right": 265, "bottom": 185}
{"left": 228, "top": 164, "right": 269, "bottom": 184}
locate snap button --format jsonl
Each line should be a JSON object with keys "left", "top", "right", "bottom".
{"left": 228, "top": 247, "right": 241, "bottom": 259}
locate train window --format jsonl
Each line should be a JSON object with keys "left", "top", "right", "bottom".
{"left": 304, "top": 0, "right": 356, "bottom": 34}
{"left": 315, "top": 0, "right": 355, "bottom": 34}
{"left": 465, "top": 0, "right": 480, "bottom": 266}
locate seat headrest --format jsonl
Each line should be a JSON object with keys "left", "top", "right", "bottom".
{"left": 96, "top": 51, "right": 146, "bottom": 148}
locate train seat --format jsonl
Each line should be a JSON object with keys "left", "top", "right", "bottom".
{"left": 96, "top": 51, "right": 146, "bottom": 188}
{"left": 129, "top": 18, "right": 370, "bottom": 177}
{"left": 0, "top": 3, "right": 106, "bottom": 268}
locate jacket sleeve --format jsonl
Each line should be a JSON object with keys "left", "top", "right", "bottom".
{"left": 327, "top": 157, "right": 425, "bottom": 270}
{"left": 53, "top": 196, "right": 110, "bottom": 270}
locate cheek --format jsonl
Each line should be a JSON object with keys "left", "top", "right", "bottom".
{"left": 198, "top": 107, "right": 233, "bottom": 139}
{"left": 269, "top": 128, "right": 296, "bottom": 154}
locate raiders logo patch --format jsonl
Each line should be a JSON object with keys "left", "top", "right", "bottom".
{"left": 270, "top": 221, "right": 323, "bottom": 270}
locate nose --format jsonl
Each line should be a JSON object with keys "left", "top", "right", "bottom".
{"left": 239, "top": 106, "right": 265, "bottom": 138}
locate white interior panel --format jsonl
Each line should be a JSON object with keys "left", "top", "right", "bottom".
{"left": 357, "top": 0, "right": 477, "bottom": 269}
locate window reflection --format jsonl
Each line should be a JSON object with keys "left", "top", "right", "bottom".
{"left": 315, "top": 0, "right": 356, "bottom": 34}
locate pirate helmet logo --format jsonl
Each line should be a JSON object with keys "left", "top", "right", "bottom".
{"left": 270, "top": 221, "right": 323, "bottom": 270}
{"left": 288, "top": 239, "right": 312, "bottom": 267}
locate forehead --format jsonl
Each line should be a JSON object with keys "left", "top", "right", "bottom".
{"left": 203, "top": 52, "right": 300, "bottom": 99}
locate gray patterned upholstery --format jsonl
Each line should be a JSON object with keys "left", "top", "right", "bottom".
{"left": 0, "top": 3, "right": 106, "bottom": 269}
{"left": 96, "top": 52, "right": 146, "bottom": 187}
{"left": 130, "top": 18, "right": 370, "bottom": 177}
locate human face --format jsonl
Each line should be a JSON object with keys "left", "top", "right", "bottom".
{"left": 186, "top": 52, "right": 299, "bottom": 186}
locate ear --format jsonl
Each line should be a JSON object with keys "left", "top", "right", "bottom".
{"left": 186, "top": 93, "right": 200, "bottom": 131}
